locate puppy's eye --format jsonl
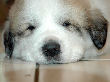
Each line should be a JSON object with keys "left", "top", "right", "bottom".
{"left": 63, "top": 21, "right": 71, "bottom": 27}
{"left": 27, "top": 25, "right": 35, "bottom": 31}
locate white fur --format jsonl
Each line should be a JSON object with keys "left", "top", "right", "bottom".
{"left": 3, "top": 0, "right": 110, "bottom": 64}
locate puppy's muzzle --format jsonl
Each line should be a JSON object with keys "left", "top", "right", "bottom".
{"left": 42, "top": 41, "right": 61, "bottom": 57}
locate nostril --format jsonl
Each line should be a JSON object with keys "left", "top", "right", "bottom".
{"left": 42, "top": 41, "right": 61, "bottom": 57}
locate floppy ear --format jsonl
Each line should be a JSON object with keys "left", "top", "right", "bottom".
{"left": 3, "top": 21, "right": 15, "bottom": 58}
{"left": 87, "top": 10, "right": 108, "bottom": 49}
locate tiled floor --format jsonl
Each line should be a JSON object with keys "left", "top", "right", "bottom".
{"left": 0, "top": 58, "right": 110, "bottom": 82}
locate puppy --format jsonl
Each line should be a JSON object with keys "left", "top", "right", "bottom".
{"left": 2, "top": 0, "right": 110, "bottom": 64}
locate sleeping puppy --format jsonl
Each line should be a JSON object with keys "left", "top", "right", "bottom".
{"left": 2, "top": 0, "right": 110, "bottom": 64}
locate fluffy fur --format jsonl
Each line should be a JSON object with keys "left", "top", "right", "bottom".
{"left": 2, "top": 0, "right": 110, "bottom": 64}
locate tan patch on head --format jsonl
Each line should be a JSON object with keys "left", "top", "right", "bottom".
{"left": 63, "top": 0, "right": 90, "bottom": 8}
{"left": 60, "top": 0, "right": 91, "bottom": 27}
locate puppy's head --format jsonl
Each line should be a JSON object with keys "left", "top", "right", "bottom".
{"left": 3, "top": 0, "right": 108, "bottom": 64}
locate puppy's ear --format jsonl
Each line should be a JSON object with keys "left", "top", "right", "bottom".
{"left": 3, "top": 21, "right": 15, "bottom": 58}
{"left": 87, "top": 10, "right": 108, "bottom": 49}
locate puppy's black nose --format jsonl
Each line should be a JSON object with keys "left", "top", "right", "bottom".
{"left": 42, "top": 41, "right": 61, "bottom": 57}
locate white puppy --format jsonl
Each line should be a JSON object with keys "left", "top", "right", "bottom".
{"left": 3, "top": 0, "right": 110, "bottom": 64}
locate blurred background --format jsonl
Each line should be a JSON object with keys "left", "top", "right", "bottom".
{"left": 0, "top": 0, "right": 14, "bottom": 26}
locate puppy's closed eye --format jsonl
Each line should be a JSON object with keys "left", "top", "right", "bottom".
{"left": 27, "top": 25, "right": 35, "bottom": 31}
{"left": 62, "top": 21, "right": 71, "bottom": 27}
{"left": 17, "top": 24, "right": 36, "bottom": 36}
